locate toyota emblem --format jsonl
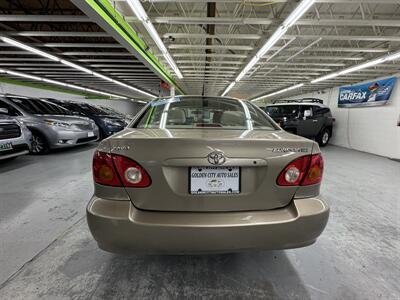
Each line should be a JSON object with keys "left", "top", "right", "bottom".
{"left": 207, "top": 150, "right": 226, "bottom": 165}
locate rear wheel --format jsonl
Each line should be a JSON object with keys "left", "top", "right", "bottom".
{"left": 31, "top": 132, "right": 49, "bottom": 154}
{"left": 317, "top": 128, "right": 330, "bottom": 147}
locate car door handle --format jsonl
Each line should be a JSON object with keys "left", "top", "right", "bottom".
{"left": 312, "top": 120, "right": 318, "bottom": 122}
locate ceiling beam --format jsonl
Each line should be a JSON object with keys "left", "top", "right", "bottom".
{"left": 163, "top": 33, "right": 261, "bottom": 40}
{"left": 153, "top": 17, "right": 400, "bottom": 27}
{"left": 0, "top": 31, "right": 109, "bottom": 37}
{"left": 0, "top": 15, "right": 90, "bottom": 22}
{"left": 168, "top": 44, "right": 253, "bottom": 50}
{"left": 60, "top": 52, "right": 134, "bottom": 56}
{"left": 284, "top": 34, "right": 400, "bottom": 42}
{"left": 172, "top": 53, "right": 247, "bottom": 58}
{"left": 33, "top": 43, "right": 123, "bottom": 48}
{"left": 141, "top": 0, "right": 400, "bottom": 3}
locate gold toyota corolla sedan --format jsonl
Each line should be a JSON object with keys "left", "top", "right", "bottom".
{"left": 88, "top": 96, "right": 329, "bottom": 254}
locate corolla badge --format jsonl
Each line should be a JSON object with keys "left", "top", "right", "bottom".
{"left": 207, "top": 150, "right": 226, "bottom": 165}
{"left": 111, "top": 145, "right": 130, "bottom": 151}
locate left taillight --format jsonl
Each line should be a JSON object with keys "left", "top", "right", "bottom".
{"left": 92, "top": 151, "right": 151, "bottom": 187}
{"left": 276, "top": 153, "right": 324, "bottom": 186}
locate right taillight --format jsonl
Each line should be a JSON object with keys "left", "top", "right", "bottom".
{"left": 92, "top": 151, "right": 151, "bottom": 187}
{"left": 301, "top": 153, "right": 324, "bottom": 186}
{"left": 277, "top": 153, "right": 324, "bottom": 186}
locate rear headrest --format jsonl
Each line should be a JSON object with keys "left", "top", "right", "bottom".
{"left": 167, "top": 108, "right": 186, "bottom": 125}
{"left": 221, "top": 111, "right": 245, "bottom": 126}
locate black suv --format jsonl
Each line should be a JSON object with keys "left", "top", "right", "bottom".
{"left": 264, "top": 98, "right": 335, "bottom": 147}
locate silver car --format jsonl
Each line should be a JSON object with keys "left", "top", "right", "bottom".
{"left": 0, "top": 95, "right": 99, "bottom": 154}
{"left": 0, "top": 113, "right": 31, "bottom": 160}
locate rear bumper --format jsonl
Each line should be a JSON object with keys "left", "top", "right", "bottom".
{"left": 87, "top": 196, "right": 329, "bottom": 254}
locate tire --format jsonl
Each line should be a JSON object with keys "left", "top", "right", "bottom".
{"left": 31, "top": 132, "right": 49, "bottom": 154}
{"left": 317, "top": 128, "right": 330, "bottom": 147}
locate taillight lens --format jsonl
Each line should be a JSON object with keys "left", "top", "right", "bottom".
{"left": 277, "top": 153, "right": 324, "bottom": 186}
{"left": 301, "top": 153, "right": 324, "bottom": 186}
{"left": 92, "top": 151, "right": 151, "bottom": 187}
{"left": 93, "top": 151, "right": 122, "bottom": 186}
{"left": 277, "top": 155, "right": 310, "bottom": 186}
{"left": 112, "top": 155, "right": 151, "bottom": 187}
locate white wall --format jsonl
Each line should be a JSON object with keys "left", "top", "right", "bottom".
{"left": 80, "top": 98, "right": 145, "bottom": 116}
{"left": 0, "top": 81, "right": 145, "bottom": 117}
{"left": 285, "top": 74, "right": 400, "bottom": 159}
{"left": 0, "top": 81, "right": 86, "bottom": 101}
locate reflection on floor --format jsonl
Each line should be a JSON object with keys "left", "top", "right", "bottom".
{"left": 0, "top": 145, "right": 399, "bottom": 299}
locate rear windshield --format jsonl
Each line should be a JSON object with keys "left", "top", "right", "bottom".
{"left": 265, "top": 105, "right": 299, "bottom": 117}
{"left": 8, "top": 97, "right": 71, "bottom": 115}
{"left": 133, "top": 97, "right": 276, "bottom": 130}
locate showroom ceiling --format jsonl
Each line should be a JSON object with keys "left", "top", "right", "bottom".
{"left": 109, "top": 0, "right": 400, "bottom": 101}
{"left": 0, "top": 0, "right": 400, "bottom": 102}
{"left": 0, "top": 0, "right": 170, "bottom": 99}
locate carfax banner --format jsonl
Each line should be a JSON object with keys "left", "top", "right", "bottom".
{"left": 338, "top": 76, "right": 397, "bottom": 107}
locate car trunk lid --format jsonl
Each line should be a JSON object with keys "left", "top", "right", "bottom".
{"left": 109, "top": 128, "right": 315, "bottom": 212}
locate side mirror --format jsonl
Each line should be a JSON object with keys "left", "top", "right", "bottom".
{"left": 303, "top": 110, "right": 312, "bottom": 120}
{"left": 0, "top": 107, "right": 9, "bottom": 114}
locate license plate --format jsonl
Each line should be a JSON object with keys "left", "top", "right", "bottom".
{"left": 190, "top": 166, "right": 240, "bottom": 195}
{"left": 0, "top": 142, "right": 13, "bottom": 152}
{"left": 87, "top": 131, "right": 94, "bottom": 137}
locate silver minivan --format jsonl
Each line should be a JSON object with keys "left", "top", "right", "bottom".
{"left": 0, "top": 95, "right": 99, "bottom": 154}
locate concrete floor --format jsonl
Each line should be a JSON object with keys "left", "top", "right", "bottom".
{"left": 0, "top": 145, "right": 399, "bottom": 299}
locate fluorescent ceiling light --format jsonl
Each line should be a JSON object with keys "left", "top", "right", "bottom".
{"left": 283, "top": 0, "right": 316, "bottom": 28}
{"left": 60, "top": 59, "right": 92, "bottom": 74}
{"left": 3, "top": 69, "right": 42, "bottom": 81}
{"left": 0, "top": 68, "right": 126, "bottom": 99}
{"left": 311, "top": 73, "right": 340, "bottom": 83}
{"left": 1, "top": 36, "right": 157, "bottom": 98}
{"left": 338, "top": 58, "right": 385, "bottom": 75}
{"left": 221, "top": 82, "right": 236, "bottom": 96}
{"left": 126, "top": 0, "right": 183, "bottom": 79}
{"left": 251, "top": 83, "right": 304, "bottom": 102}
{"left": 1, "top": 36, "right": 59, "bottom": 62}
{"left": 311, "top": 49, "right": 400, "bottom": 83}
{"left": 386, "top": 51, "right": 400, "bottom": 61}
{"left": 92, "top": 72, "right": 114, "bottom": 82}
{"left": 222, "top": 0, "right": 315, "bottom": 96}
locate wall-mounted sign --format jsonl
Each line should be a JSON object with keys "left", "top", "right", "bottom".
{"left": 338, "top": 76, "right": 397, "bottom": 108}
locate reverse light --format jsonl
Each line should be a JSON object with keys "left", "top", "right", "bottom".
{"left": 277, "top": 155, "right": 310, "bottom": 186}
{"left": 285, "top": 167, "right": 301, "bottom": 184}
{"left": 113, "top": 155, "right": 151, "bottom": 187}
{"left": 277, "top": 153, "right": 324, "bottom": 186}
{"left": 124, "top": 167, "right": 142, "bottom": 184}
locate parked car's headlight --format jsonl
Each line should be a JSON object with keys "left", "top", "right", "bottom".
{"left": 44, "top": 119, "right": 71, "bottom": 128}
{"left": 102, "top": 118, "right": 123, "bottom": 127}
